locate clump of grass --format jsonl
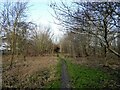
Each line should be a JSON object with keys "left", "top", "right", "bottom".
{"left": 3, "top": 69, "right": 51, "bottom": 88}
{"left": 26, "top": 69, "right": 50, "bottom": 88}
{"left": 3, "top": 73, "right": 19, "bottom": 88}
{"left": 65, "top": 58, "right": 117, "bottom": 88}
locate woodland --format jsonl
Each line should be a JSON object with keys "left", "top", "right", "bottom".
{"left": 0, "top": 1, "right": 120, "bottom": 89}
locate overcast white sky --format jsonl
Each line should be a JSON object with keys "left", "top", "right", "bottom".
{"left": 27, "top": 0, "right": 73, "bottom": 43}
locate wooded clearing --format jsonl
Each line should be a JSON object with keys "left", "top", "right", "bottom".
{"left": 1, "top": 0, "right": 120, "bottom": 89}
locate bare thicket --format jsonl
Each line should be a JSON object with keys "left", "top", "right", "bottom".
{"left": 0, "top": 1, "right": 54, "bottom": 68}
{"left": 31, "top": 26, "right": 54, "bottom": 56}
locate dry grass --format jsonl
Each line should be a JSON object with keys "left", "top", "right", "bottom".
{"left": 74, "top": 56, "right": 120, "bottom": 70}
{"left": 2, "top": 55, "right": 58, "bottom": 88}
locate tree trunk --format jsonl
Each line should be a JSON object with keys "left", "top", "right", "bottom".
{"left": 10, "top": 49, "right": 14, "bottom": 68}
{"left": 104, "top": 46, "right": 107, "bottom": 57}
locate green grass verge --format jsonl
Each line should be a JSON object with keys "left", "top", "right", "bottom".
{"left": 65, "top": 58, "right": 116, "bottom": 88}
{"left": 45, "top": 57, "right": 61, "bottom": 88}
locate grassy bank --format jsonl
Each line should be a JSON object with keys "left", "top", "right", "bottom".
{"left": 45, "top": 57, "right": 61, "bottom": 88}
{"left": 65, "top": 58, "right": 118, "bottom": 88}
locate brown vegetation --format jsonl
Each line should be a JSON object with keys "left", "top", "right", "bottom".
{"left": 1, "top": 0, "right": 120, "bottom": 88}
{"left": 2, "top": 55, "right": 58, "bottom": 88}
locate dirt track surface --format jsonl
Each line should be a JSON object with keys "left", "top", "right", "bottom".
{"left": 61, "top": 59, "right": 70, "bottom": 89}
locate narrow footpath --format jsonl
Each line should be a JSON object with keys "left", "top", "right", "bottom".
{"left": 61, "top": 59, "right": 71, "bottom": 89}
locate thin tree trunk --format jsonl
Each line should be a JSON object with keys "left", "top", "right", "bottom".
{"left": 10, "top": 48, "right": 14, "bottom": 68}
{"left": 104, "top": 46, "right": 107, "bottom": 57}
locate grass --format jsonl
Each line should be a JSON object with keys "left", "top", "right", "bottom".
{"left": 26, "top": 69, "right": 51, "bottom": 88}
{"left": 3, "top": 68, "right": 51, "bottom": 88}
{"left": 2, "top": 56, "right": 58, "bottom": 88}
{"left": 44, "top": 57, "right": 61, "bottom": 88}
{"left": 3, "top": 55, "right": 119, "bottom": 88}
{"left": 65, "top": 58, "right": 117, "bottom": 88}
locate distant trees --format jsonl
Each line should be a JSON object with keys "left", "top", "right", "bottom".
{"left": 50, "top": 1, "right": 120, "bottom": 58}
{"left": 60, "top": 32, "right": 90, "bottom": 57}
{"left": 31, "top": 26, "right": 54, "bottom": 56}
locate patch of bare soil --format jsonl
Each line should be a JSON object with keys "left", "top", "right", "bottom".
{"left": 2, "top": 55, "right": 58, "bottom": 88}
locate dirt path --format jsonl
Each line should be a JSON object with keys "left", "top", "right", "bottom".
{"left": 61, "top": 59, "right": 70, "bottom": 89}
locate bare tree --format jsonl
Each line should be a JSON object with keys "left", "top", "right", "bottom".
{"left": 50, "top": 1, "right": 120, "bottom": 57}
{"left": 0, "top": 1, "right": 29, "bottom": 68}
